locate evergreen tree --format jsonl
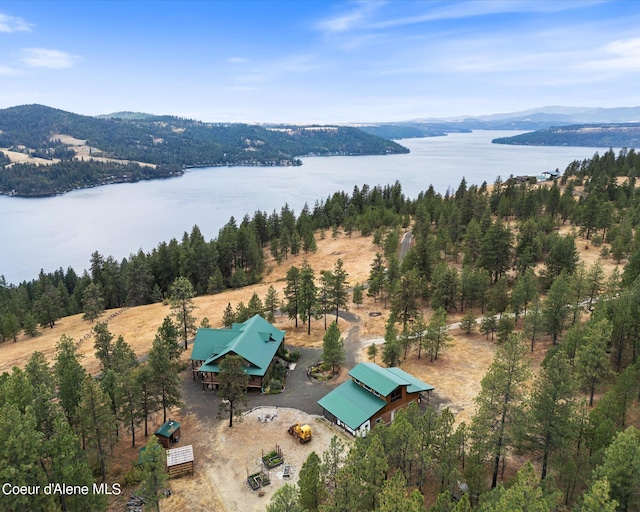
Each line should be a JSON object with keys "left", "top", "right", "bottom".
{"left": 459, "top": 310, "right": 477, "bottom": 334}
{"left": 542, "top": 272, "right": 572, "bottom": 344}
{"left": 298, "top": 451, "right": 326, "bottom": 511}
{"left": 299, "top": 261, "right": 318, "bottom": 335}
{"left": 54, "top": 334, "right": 87, "bottom": 427}
{"left": 322, "top": 321, "right": 345, "bottom": 373}
{"left": 392, "top": 270, "right": 421, "bottom": 326}
{"left": 77, "top": 376, "right": 117, "bottom": 481}
{"left": 264, "top": 285, "right": 280, "bottom": 319}
{"left": 22, "top": 311, "right": 40, "bottom": 337}
{"left": 139, "top": 435, "right": 168, "bottom": 512}
{"left": 367, "top": 342, "right": 379, "bottom": 363}
{"left": 470, "top": 333, "right": 531, "bottom": 488}
{"left": 267, "top": 484, "right": 303, "bottom": 512}
{"left": 217, "top": 354, "right": 249, "bottom": 427}
{"left": 284, "top": 266, "right": 301, "bottom": 328}
{"left": 330, "top": 259, "right": 350, "bottom": 322}
{"left": 247, "top": 291, "right": 264, "bottom": 318}
{"left": 516, "top": 351, "right": 577, "bottom": 480}
{"left": 169, "top": 276, "right": 197, "bottom": 349}
{"left": 426, "top": 308, "right": 452, "bottom": 361}
{"left": 352, "top": 283, "right": 364, "bottom": 309}
{"left": 592, "top": 426, "right": 640, "bottom": 511}
{"left": 222, "top": 302, "right": 235, "bottom": 327}
{"left": 147, "top": 335, "right": 182, "bottom": 423}
{"left": 382, "top": 315, "right": 401, "bottom": 367}
{"left": 154, "top": 315, "right": 181, "bottom": 360}
{"left": 575, "top": 319, "right": 613, "bottom": 406}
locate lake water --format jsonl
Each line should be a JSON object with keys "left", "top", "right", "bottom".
{"left": 0, "top": 131, "right": 615, "bottom": 284}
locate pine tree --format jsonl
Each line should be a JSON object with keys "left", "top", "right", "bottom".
{"left": 264, "top": 285, "right": 280, "bottom": 319}
{"left": 459, "top": 310, "right": 477, "bottom": 334}
{"left": 575, "top": 319, "right": 613, "bottom": 406}
{"left": 155, "top": 316, "right": 181, "bottom": 360}
{"left": 222, "top": 302, "right": 235, "bottom": 327}
{"left": 298, "top": 451, "right": 326, "bottom": 511}
{"left": 82, "top": 282, "right": 104, "bottom": 322}
{"left": 470, "top": 333, "right": 531, "bottom": 488}
{"left": 592, "top": 426, "right": 640, "bottom": 511}
{"left": 148, "top": 336, "right": 182, "bottom": 423}
{"left": 169, "top": 276, "right": 197, "bottom": 349}
{"left": 516, "top": 351, "right": 577, "bottom": 480}
{"left": 77, "top": 377, "right": 117, "bottom": 481}
{"left": 247, "top": 292, "right": 264, "bottom": 318}
{"left": 367, "top": 342, "right": 378, "bottom": 363}
{"left": 322, "top": 321, "right": 345, "bottom": 373}
{"left": 267, "top": 484, "right": 303, "bottom": 512}
{"left": 217, "top": 354, "right": 249, "bottom": 427}
{"left": 299, "top": 261, "right": 318, "bottom": 335}
{"left": 426, "top": 307, "right": 452, "bottom": 361}
{"left": 328, "top": 259, "right": 350, "bottom": 322}
{"left": 382, "top": 316, "right": 401, "bottom": 367}
{"left": 284, "top": 266, "right": 301, "bottom": 328}
{"left": 139, "top": 435, "right": 168, "bottom": 512}
{"left": 352, "top": 283, "right": 364, "bottom": 309}
{"left": 54, "top": 334, "right": 87, "bottom": 427}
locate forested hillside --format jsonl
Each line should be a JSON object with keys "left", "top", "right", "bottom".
{"left": 0, "top": 105, "right": 408, "bottom": 196}
{"left": 493, "top": 123, "right": 640, "bottom": 147}
{"left": 2, "top": 148, "right": 640, "bottom": 510}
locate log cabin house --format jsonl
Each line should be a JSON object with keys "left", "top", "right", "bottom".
{"left": 317, "top": 362, "right": 434, "bottom": 436}
{"left": 190, "top": 314, "right": 285, "bottom": 391}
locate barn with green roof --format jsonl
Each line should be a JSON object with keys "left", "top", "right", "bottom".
{"left": 190, "top": 314, "right": 285, "bottom": 390}
{"left": 317, "top": 362, "right": 434, "bottom": 436}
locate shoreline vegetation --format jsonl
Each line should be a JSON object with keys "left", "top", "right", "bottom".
{"left": 0, "top": 104, "right": 408, "bottom": 197}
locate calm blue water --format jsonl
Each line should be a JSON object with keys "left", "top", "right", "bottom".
{"left": 0, "top": 131, "right": 614, "bottom": 284}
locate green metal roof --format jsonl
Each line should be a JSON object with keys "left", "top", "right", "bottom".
{"left": 155, "top": 419, "right": 180, "bottom": 438}
{"left": 385, "top": 367, "right": 434, "bottom": 393}
{"left": 348, "top": 362, "right": 410, "bottom": 396}
{"left": 318, "top": 380, "right": 387, "bottom": 430}
{"left": 190, "top": 315, "right": 285, "bottom": 378}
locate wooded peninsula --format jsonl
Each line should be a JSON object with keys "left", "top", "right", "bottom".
{"left": 0, "top": 105, "right": 408, "bottom": 196}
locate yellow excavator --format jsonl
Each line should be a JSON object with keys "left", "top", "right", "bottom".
{"left": 288, "top": 423, "right": 312, "bottom": 444}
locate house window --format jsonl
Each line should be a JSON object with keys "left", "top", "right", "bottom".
{"left": 390, "top": 387, "right": 402, "bottom": 403}
{"left": 375, "top": 417, "right": 383, "bottom": 425}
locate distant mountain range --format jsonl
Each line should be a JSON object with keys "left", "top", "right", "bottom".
{"left": 358, "top": 106, "right": 640, "bottom": 147}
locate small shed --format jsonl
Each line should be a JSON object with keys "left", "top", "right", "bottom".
{"left": 166, "top": 445, "right": 194, "bottom": 477}
{"left": 154, "top": 419, "right": 181, "bottom": 449}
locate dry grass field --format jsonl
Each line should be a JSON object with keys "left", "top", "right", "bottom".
{"left": 0, "top": 213, "right": 626, "bottom": 512}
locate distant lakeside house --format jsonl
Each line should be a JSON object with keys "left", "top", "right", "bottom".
{"left": 190, "top": 314, "right": 285, "bottom": 391}
{"left": 317, "top": 362, "right": 434, "bottom": 436}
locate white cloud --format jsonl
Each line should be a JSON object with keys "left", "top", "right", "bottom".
{"left": 227, "top": 57, "right": 248, "bottom": 64}
{"left": 0, "top": 65, "right": 21, "bottom": 76}
{"left": 315, "top": 1, "right": 385, "bottom": 33}
{"left": 575, "top": 37, "right": 640, "bottom": 72}
{"left": 0, "top": 13, "right": 32, "bottom": 33}
{"left": 21, "top": 48, "right": 80, "bottom": 69}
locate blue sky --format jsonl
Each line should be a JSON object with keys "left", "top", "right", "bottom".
{"left": 1, "top": 1, "right": 639, "bottom": 123}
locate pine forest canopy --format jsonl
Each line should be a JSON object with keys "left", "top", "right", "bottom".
{"left": 0, "top": 104, "right": 408, "bottom": 196}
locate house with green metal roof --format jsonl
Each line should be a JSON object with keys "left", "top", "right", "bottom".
{"left": 190, "top": 314, "right": 285, "bottom": 390}
{"left": 317, "top": 362, "right": 434, "bottom": 436}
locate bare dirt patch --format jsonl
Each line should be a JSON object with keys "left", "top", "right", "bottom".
{"left": 165, "top": 408, "right": 347, "bottom": 512}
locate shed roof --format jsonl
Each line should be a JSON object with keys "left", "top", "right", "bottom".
{"left": 167, "top": 445, "right": 194, "bottom": 467}
{"left": 155, "top": 419, "right": 180, "bottom": 438}
{"left": 317, "top": 380, "right": 386, "bottom": 430}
